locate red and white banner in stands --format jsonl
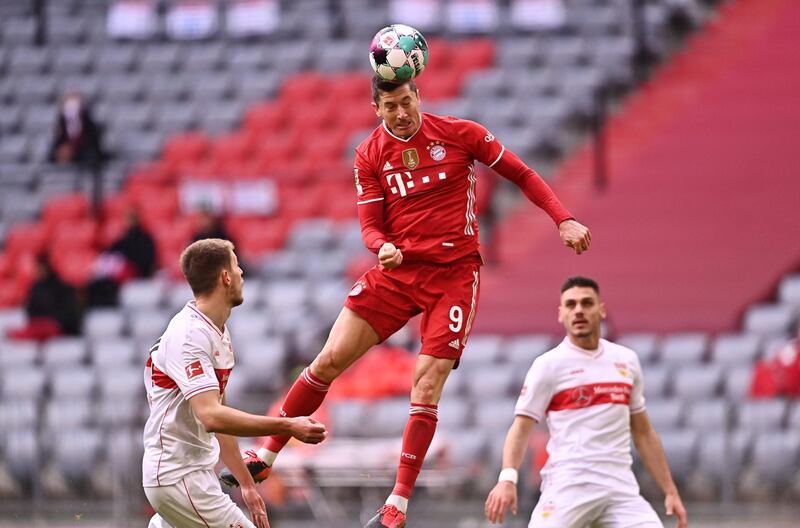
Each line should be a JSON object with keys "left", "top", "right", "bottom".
{"left": 107, "top": 0, "right": 158, "bottom": 39}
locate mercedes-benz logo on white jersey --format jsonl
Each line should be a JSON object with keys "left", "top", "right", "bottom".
{"left": 571, "top": 386, "right": 593, "bottom": 407}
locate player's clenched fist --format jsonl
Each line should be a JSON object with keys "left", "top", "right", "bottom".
{"left": 289, "top": 417, "right": 327, "bottom": 444}
{"left": 485, "top": 481, "right": 518, "bottom": 524}
{"left": 559, "top": 219, "right": 592, "bottom": 255}
{"left": 378, "top": 242, "right": 403, "bottom": 269}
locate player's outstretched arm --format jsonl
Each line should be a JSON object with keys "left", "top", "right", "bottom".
{"left": 630, "top": 411, "right": 688, "bottom": 528}
{"left": 558, "top": 219, "right": 591, "bottom": 255}
{"left": 189, "top": 390, "right": 327, "bottom": 443}
{"left": 485, "top": 416, "right": 536, "bottom": 524}
{"left": 218, "top": 433, "right": 270, "bottom": 528}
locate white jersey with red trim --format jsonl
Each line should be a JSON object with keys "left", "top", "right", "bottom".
{"left": 515, "top": 337, "right": 646, "bottom": 484}
{"left": 142, "top": 302, "right": 235, "bottom": 487}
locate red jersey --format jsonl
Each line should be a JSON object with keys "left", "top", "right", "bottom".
{"left": 354, "top": 112, "right": 573, "bottom": 265}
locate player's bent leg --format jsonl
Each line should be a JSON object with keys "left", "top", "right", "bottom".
{"left": 147, "top": 470, "right": 256, "bottom": 528}
{"left": 528, "top": 481, "right": 608, "bottom": 528}
{"left": 310, "top": 306, "right": 382, "bottom": 382}
{"left": 595, "top": 491, "right": 663, "bottom": 528}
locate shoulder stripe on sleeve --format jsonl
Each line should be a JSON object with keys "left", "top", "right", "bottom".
{"left": 488, "top": 145, "right": 506, "bottom": 168}
{"left": 357, "top": 197, "right": 385, "bottom": 205}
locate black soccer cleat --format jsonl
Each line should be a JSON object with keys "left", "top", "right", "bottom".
{"left": 219, "top": 450, "right": 271, "bottom": 487}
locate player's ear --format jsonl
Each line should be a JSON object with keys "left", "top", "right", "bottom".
{"left": 371, "top": 101, "right": 380, "bottom": 117}
{"left": 557, "top": 305, "right": 565, "bottom": 325}
{"left": 221, "top": 268, "right": 231, "bottom": 287}
{"left": 599, "top": 302, "right": 607, "bottom": 320}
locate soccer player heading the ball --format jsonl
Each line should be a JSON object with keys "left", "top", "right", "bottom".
{"left": 222, "top": 78, "right": 591, "bottom": 527}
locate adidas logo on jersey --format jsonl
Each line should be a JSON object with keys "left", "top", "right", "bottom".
{"left": 448, "top": 339, "right": 460, "bottom": 350}
{"left": 383, "top": 161, "right": 393, "bottom": 170}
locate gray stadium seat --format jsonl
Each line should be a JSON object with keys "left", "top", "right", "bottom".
{"left": 52, "top": 46, "right": 93, "bottom": 74}
{"left": 642, "top": 364, "right": 671, "bottom": 399}
{"left": 497, "top": 37, "right": 543, "bottom": 69}
{"left": 440, "top": 368, "right": 466, "bottom": 399}
{"left": 47, "top": 16, "right": 90, "bottom": 44}
{"left": 153, "top": 102, "right": 198, "bottom": 134}
{"left": 737, "top": 399, "right": 788, "bottom": 431}
{"left": 330, "top": 400, "right": 369, "bottom": 437}
{"left": 263, "top": 280, "right": 308, "bottom": 309}
{"left": 644, "top": 399, "right": 684, "bottom": 431}
{"left": 227, "top": 46, "right": 271, "bottom": 72}
{"left": 165, "top": 282, "right": 194, "bottom": 311}
{"left": 685, "top": 399, "right": 729, "bottom": 432}
{"left": 60, "top": 74, "right": 102, "bottom": 101}
{"left": 96, "top": 366, "right": 143, "bottom": 399}
{"left": 94, "top": 45, "right": 138, "bottom": 72}
{"left": 102, "top": 74, "right": 145, "bottom": 103}
{"left": 0, "top": 135, "right": 30, "bottom": 163}
{"left": 0, "top": 399, "right": 37, "bottom": 430}
{"left": 659, "top": 332, "right": 708, "bottom": 365}
{"left": 129, "top": 310, "right": 170, "bottom": 342}
{"left": 750, "top": 431, "right": 800, "bottom": 483}
{"left": 120, "top": 279, "right": 165, "bottom": 310}
{"left": 8, "top": 47, "right": 50, "bottom": 75}
{"left": 474, "top": 398, "right": 516, "bottom": 431}
{"left": 0, "top": 104, "right": 23, "bottom": 133}
{"left": 362, "top": 398, "right": 410, "bottom": 437}
{"left": 300, "top": 248, "right": 351, "bottom": 279}
{"left": 0, "top": 340, "right": 38, "bottom": 367}
{"left": 50, "top": 367, "right": 96, "bottom": 398}
{"left": 672, "top": 364, "right": 723, "bottom": 399}
{"left": 710, "top": 333, "right": 761, "bottom": 365}
{"left": 309, "top": 279, "right": 349, "bottom": 320}
{"left": 109, "top": 101, "right": 154, "bottom": 131}
{"left": 145, "top": 75, "right": 189, "bottom": 103}
{"left": 778, "top": 274, "right": 800, "bottom": 307}
{"left": 44, "top": 397, "right": 93, "bottom": 432}
{"left": 189, "top": 74, "right": 234, "bottom": 103}
{"left": 696, "top": 430, "right": 751, "bottom": 480}
{"left": 465, "top": 364, "right": 517, "bottom": 399}
{"left": 84, "top": 308, "right": 126, "bottom": 339}
{"left": 53, "top": 427, "right": 103, "bottom": 480}
{"left": 288, "top": 219, "right": 338, "bottom": 250}
{"left": 15, "top": 76, "right": 58, "bottom": 105}
{"left": 464, "top": 69, "right": 508, "bottom": 99}
{"left": 462, "top": 335, "right": 504, "bottom": 365}
{"left": 140, "top": 44, "right": 183, "bottom": 72}
{"left": 97, "top": 398, "right": 141, "bottom": 427}
{"left": 788, "top": 403, "right": 800, "bottom": 430}
{"left": 437, "top": 398, "right": 472, "bottom": 431}
{"left": 503, "top": 334, "right": 554, "bottom": 366}
{"left": 656, "top": 429, "right": 698, "bottom": 480}
{"left": 439, "top": 428, "right": 488, "bottom": 468}
{"left": 92, "top": 337, "right": 139, "bottom": 366}
{"left": 236, "top": 336, "right": 288, "bottom": 390}
{"left": 743, "top": 304, "right": 796, "bottom": 336}
{"left": 226, "top": 311, "right": 271, "bottom": 341}
{"left": 723, "top": 365, "right": 754, "bottom": 401}
{"left": 317, "top": 40, "right": 363, "bottom": 73}
{"left": 616, "top": 333, "right": 659, "bottom": 364}
{"left": 41, "top": 337, "right": 87, "bottom": 369}
{"left": 236, "top": 72, "right": 282, "bottom": 104}
{"left": 4, "top": 429, "right": 37, "bottom": 480}
{"left": 185, "top": 43, "right": 226, "bottom": 71}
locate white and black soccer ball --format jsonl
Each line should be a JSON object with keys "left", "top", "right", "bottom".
{"left": 369, "top": 24, "right": 429, "bottom": 82}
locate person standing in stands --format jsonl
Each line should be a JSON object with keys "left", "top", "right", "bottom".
{"left": 142, "top": 239, "right": 327, "bottom": 528}
{"left": 220, "top": 76, "right": 591, "bottom": 528}
{"left": 485, "top": 276, "right": 688, "bottom": 528}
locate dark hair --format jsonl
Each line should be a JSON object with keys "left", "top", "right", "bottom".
{"left": 371, "top": 76, "right": 418, "bottom": 105}
{"left": 560, "top": 276, "right": 600, "bottom": 294}
{"left": 180, "top": 238, "right": 234, "bottom": 296}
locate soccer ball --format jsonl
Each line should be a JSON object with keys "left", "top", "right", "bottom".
{"left": 369, "top": 24, "right": 428, "bottom": 82}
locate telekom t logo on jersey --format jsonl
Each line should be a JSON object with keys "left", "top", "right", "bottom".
{"left": 386, "top": 171, "right": 447, "bottom": 197}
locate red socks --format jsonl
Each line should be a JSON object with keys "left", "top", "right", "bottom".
{"left": 391, "top": 403, "right": 439, "bottom": 499}
{"left": 264, "top": 367, "right": 330, "bottom": 453}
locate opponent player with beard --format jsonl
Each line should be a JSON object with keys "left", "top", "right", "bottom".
{"left": 221, "top": 78, "right": 591, "bottom": 528}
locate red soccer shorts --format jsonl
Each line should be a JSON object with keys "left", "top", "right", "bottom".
{"left": 344, "top": 257, "right": 481, "bottom": 361}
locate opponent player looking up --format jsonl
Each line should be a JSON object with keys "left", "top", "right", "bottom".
{"left": 142, "top": 239, "right": 327, "bottom": 528}
{"left": 485, "top": 276, "right": 688, "bottom": 528}
{"left": 223, "top": 78, "right": 591, "bottom": 528}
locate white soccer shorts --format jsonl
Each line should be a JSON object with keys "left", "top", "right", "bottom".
{"left": 145, "top": 469, "right": 256, "bottom": 528}
{"left": 529, "top": 474, "right": 662, "bottom": 528}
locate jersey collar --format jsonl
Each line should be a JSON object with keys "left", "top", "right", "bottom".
{"left": 562, "top": 336, "right": 604, "bottom": 358}
{"left": 187, "top": 301, "right": 226, "bottom": 338}
{"left": 381, "top": 114, "right": 424, "bottom": 143}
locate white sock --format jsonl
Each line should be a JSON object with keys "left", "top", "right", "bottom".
{"left": 385, "top": 494, "right": 408, "bottom": 514}
{"left": 255, "top": 447, "right": 278, "bottom": 466}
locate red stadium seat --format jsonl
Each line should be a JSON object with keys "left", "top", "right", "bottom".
{"left": 330, "top": 72, "right": 371, "bottom": 102}
{"left": 243, "top": 102, "right": 287, "bottom": 134}
{"left": 99, "top": 215, "right": 129, "bottom": 247}
{"left": 230, "top": 216, "right": 289, "bottom": 259}
{"left": 152, "top": 217, "right": 195, "bottom": 258}
{"left": 50, "top": 249, "right": 98, "bottom": 287}
{"left": 454, "top": 39, "right": 494, "bottom": 71}
{"left": 5, "top": 223, "right": 48, "bottom": 259}
{"left": 129, "top": 186, "right": 179, "bottom": 226}
{"left": 0, "top": 278, "right": 27, "bottom": 307}
{"left": 50, "top": 220, "right": 97, "bottom": 254}
{"left": 126, "top": 161, "right": 175, "bottom": 187}
{"left": 41, "top": 194, "right": 90, "bottom": 228}
{"left": 416, "top": 69, "right": 462, "bottom": 101}
{"left": 279, "top": 72, "right": 328, "bottom": 104}
{"left": 209, "top": 132, "right": 256, "bottom": 171}
{"left": 162, "top": 132, "right": 211, "bottom": 167}
{"left": 278, "top": 183, "right": 326, "bottom": 220}
{"left": 285, "top": 101, "right": 335, "bottom": 130}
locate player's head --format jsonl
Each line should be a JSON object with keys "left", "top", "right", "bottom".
{"left": 558, "top": 276, "right": 605, "bottom": 340}
{"left": 180, "top": 238, "right": 244, "bottom": 307}
{"left": 371, "top": 76, "right": 421, "bottom": 139}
